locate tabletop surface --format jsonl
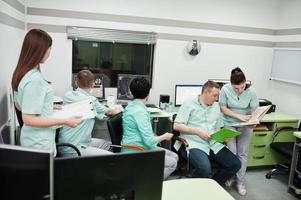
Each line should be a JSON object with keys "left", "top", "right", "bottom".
{"left": 161, "top": 178, "right": 234, "bottom": 200}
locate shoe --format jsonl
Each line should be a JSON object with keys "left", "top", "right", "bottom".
{"left": 225, "top": 179, "right": 235, "bottom": 187}
{"left": 236, "top": 183, "right": 247, "bottom": 196}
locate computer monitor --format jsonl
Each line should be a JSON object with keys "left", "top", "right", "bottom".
{"left": 54, "top": 150, "right": 164, "bottom": 200}
{"left": 0, "top": 144, "right": 52, "bottom": 200}
{"left": 174, "top": 84, "right": 203, "bottom": 106}
{"left": 117, "top": 74, "right": 149, "bottom": 101}
{"left": 91, "top": 74, "right": 105, "bottom": 100}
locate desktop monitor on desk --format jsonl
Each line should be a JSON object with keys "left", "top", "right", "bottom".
{"left": 117, "top": 74, "right": 149, "bottom": 101}
{"left": 174, "top": 84, "right": 203, "bottom": 107}
{"left": 0, "top": 144, "right": 52, "bottom": 200}
{"left": 54, "top": 150, "right": 165, "bottom": 200}
{"left": 91, "top": 74, "right": 105, "bottom": 101}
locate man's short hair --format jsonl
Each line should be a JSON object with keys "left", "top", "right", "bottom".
{"left": 76, "top": 70, "right": 94, "bottom": 89}
{"left": 201, "top": 80, "right": 220, "bottom": 94}
{"left": 130, "top": 77, "right": 150, "bottom": 99}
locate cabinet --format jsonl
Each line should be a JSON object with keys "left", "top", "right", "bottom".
{"left": 247, "top": 112, "right": 299, "bottom": 167}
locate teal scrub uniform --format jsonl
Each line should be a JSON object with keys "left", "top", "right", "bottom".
{"left": 58, "top": 88, "right": 108, "bottom": 155}
{"left": 219, "top": 83, "right": 259, "bottom": 184}
{"left": 14, "top": 68, "right": 56, "bottom": 155}
{"left": 174, "top": 96, "right": 224, "bottom": 155}
{"left": 121, "top": 99, "right": 178, "bottom": 179}
{"left": 219, "top": 83, "right": 259, "bottom": 126}
{"left": 121, "top": 99, "right": 159, "bottom": 152}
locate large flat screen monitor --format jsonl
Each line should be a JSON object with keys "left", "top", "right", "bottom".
{"left": 54, "top": 150, "right": 164, "bottom": 200}
{"left": 174, "top": 84, "right": 203, "bottom": 107}
{"left": 117, "top": 74, "right": 149, "bottom": 101}
{"left": 0, "top": 144, "right": 52, "bottom": 200}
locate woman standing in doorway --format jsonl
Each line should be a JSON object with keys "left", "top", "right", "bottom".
{"left": 11, "top": 29, "right": 83, "bottom": 155}
{"left": 219, "top": 67, "right": 259, "bottom": 196}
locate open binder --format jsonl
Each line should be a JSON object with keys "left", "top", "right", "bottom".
{"left": 51, "top": 98, "right": 96, "bottom": 120}
{"left": 229, "top": 105, "right": 271, "bottom": 127}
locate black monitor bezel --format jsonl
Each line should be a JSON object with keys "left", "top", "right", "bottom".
{"left": 53, "top": 150, "right": 164, "bottom": 200}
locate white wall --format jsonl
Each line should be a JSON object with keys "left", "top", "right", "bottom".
{"left": 0, "top": 1, "right": 25, "bottom": 126}
{"left": 266, "top": 0, "right": 301, "bottom": 118}
{"left": 24, "top": 0, "right": 301, "bottom": 118}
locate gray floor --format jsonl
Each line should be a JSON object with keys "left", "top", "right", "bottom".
{"left": 224, "top": 169, "right": 300, "bottom": 200}
{"left": 169, "top": 168, "right": 301, "bottom": 200}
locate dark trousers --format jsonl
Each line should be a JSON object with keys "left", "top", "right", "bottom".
{"left": 189, "top": 147, "right": 241, "bottom": 185}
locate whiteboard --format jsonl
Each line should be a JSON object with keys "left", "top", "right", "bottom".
{"left": 270, "top": 49, "right": 301, "bottom": 85}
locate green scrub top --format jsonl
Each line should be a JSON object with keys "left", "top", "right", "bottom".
{"left": 14, "top": 68, "right": 56, "bottom": 155}
{"left": 58, "top": 88, "right": 108, "bottom": 154}
{"left": 219, "top": 83, "right": 259, "bottom": 126}
{"left": 121, "top": 99, "right": 159, "bottom": 152}
{"left": 174, "top": 96, "right": 224, "bottom": 155}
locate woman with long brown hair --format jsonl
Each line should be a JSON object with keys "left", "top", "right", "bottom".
{"left": 11, "top": 29, "right": 83, "bottom": 155}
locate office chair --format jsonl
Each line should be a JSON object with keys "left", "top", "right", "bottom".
{"left": 171, "top": 114, "right": 190, "bottom": 175}
{"left": 265, "top": 124, "right": 300, "bottom": 179}
{"left": 14, "top": 106, "right": 81, "bottom": 156}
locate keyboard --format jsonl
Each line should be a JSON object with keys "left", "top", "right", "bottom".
{"left": 146, "top": 104, "right": 158, "bottom": 108}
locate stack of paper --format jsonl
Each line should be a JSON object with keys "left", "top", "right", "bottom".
{"left": 51, "top": 98, "right": 96, "bottom": 120}
{"left": 230, "top": 105, "right": 271, "bottom": 127}
{"left": 147, "top": 107, "right": 162, "bottom": 113}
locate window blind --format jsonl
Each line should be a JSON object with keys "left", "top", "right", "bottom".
{"left": 67, "top": 26, "right": 157, "bottom": 44}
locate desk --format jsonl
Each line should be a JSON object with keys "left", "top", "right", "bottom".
{"left": 248, "top": 112, "right": 299, "bottom": 167}
{"left": 288, "top": 131, "right": 301, "bottom": 195}
{"left": 162, "top": 178, "right": 234, "bottom": 200}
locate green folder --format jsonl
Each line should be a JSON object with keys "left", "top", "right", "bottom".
{"left": 211, "top": 128, "right": 241, "bottom": 143}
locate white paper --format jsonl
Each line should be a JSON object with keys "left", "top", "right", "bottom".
{"left": 51, "top": 98, "right": 96, "bottom": 120}
{"left": 230, "top": 105, "right": 271, "bottom": 127}
{"left": 147, "top": 107, "right": 162, "bottom": 113}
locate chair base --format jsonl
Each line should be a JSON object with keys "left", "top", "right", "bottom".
{"left": 266, "top": 163, "right": 290, "bottom": 179}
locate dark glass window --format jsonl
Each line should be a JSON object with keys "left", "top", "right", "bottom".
{"left": 72, "top": 40, "right": 154, "bottom": 87}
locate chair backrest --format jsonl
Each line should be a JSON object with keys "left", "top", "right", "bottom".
{"left": 107, "top": 112, "right": 123, "bottom": 152}
{"left": 15, "top": 106, "right": 23, "bottom": 128}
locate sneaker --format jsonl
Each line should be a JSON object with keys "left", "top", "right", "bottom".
{"left": 236, "top": 183, "right": 247, "bottom": 196}
{"left": 225, "top": 179, "right": 235, "bottom": 187}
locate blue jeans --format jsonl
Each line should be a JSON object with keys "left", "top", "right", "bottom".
{"left": 189, "top": 147, "right": 241, "bottom": 185}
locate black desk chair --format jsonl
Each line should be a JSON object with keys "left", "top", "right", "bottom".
{"left": 266, "top": 124, "right": 300, "bottom": 179}
{"left": 14, "top": 106, "right": 81, "bottom": 157}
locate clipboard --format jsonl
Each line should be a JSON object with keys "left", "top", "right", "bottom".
{"left": 211, "top": 128, "right": 241, "bottom": 143}
{"left": 51, "top": 98, "right": 96, "bottom": 120}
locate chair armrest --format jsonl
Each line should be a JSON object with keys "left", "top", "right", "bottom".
{"left": 173, "top": 136, "right": 189, "bottom": 147}
{"left": 56, "top": 143, "right": 81, "bottom": 156}
{"left": 110, "top": 144, "right": 145, "bottom": 151}
{"left": 293, "top": 131, "right": 301, "bottom": 139}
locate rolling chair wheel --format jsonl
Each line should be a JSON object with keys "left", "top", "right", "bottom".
{"left": 266, "top": 173, "right": 272, "bottom": 179}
